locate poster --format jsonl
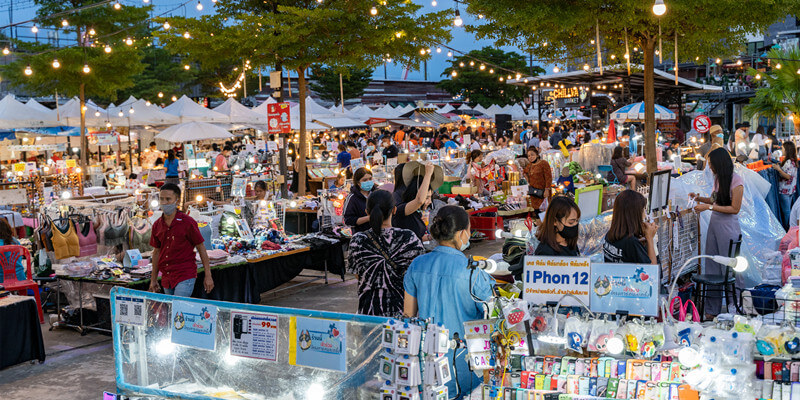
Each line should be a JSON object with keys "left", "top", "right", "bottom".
{"left": 230, "top": 312, "right": 279, "bottom": 361}
{"left": 326, "top": 141, "right": 338, "bottom": 152}
{"left": 185, "top": 143, "right": 195, "bottom": 160}
{"left": 522, "top": 256, "right": 591, "bottom": 306}
{"left": 255, "top": 140, "right": 266, "bottom": 152}
{"left": 289, "top": 316, "right": 347, "bottom": 372}
{"left": 178, "top": 160, "right": 189, "bottom": 171}
{"left": 589, "top": 263, "right": 660, "bottom": 316}
{"left": 267, "top": 141, "right": 279, "bottom": 152}
{"left": 231, "top": 177, "right": 247, "bottom": 197}
{"left": 115, "top": 295, "right": 145, "bottom": 327}
{"left": 350, "top": 157, "right": 364, "bottom": 172}
{"left": 267, "top": 102, "right": 291, "bottom": 134}
{"left": 171, "top": 300, "right": 218, "bottom": 350}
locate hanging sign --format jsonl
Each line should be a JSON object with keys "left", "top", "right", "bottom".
{"left": 256, "top": 139, "right": 266, "bottom": 152}
{"left": 267, "top": 141, "right": 279, "bottom": 152}
{"left": 230, "top": 312, "right": 279, "bottom": 361}
{"left": 692, "top": 115, "right": 711, "bottom": 134}
{"left": 522, "top": 256, "right": 591, "bottom": 306}
{"left": 267, "top": 102, "right": 291, "bottom": 134}
{"left": 9, "top": 144, "right": 67, "bottom": 152}
{"left": 589, "top": 263, "right": 660, "bottom": 316}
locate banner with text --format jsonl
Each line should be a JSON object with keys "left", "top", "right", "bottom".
{"left": 522, "top": 256, "right": 591, "bottom": 306}
{"left": 589, "top": 263, "right": 660, "bottom": 316}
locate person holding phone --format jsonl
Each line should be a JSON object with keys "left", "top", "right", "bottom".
{"left": 603, "top": 190, "right": 658, "bottom": 264}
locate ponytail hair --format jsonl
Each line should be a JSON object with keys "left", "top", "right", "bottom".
{"left": 366, "top": 189, "right": 395, "bottom": 238}
{"left": 429, "top": 205, "right": 469, "bottom": 242}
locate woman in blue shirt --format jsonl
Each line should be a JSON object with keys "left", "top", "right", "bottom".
{"left": 404, "top": 205, "right": 495, "bottom": 398}
{"left": 163, "top": 149, "right": 180, "bottom": 186}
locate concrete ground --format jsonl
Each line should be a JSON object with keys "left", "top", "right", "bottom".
{"left": 0, "top": 239, "right": 503, "bottom": 399}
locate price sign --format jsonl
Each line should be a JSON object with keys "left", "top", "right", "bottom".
{"left": 522, "top": 256, "right": 591, "bottom": 306}
{"left": 65, "top": 159, "right": 77, "bottom": 168}
{"left": 12, "top": 162, "right": 25, "bottom": 172}
{"left": 692, "top": 115, "right": 711, "bottom": 134}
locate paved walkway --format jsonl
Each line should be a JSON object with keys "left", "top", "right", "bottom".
{"left": 0, "top": 239, "right": 504, "bottom": 399}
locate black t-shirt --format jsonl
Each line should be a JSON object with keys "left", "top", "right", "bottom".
{"left": 383, "top": 145, "right": 399, "bottom": 159}
{"left": 603, "top": 235, "right": 651, "bottom": 264}
{"left": 534, "top": 241, "right": 580, "bottom": 257}
{"left": 392, "top": 202, "right": 426, "bottom": 240}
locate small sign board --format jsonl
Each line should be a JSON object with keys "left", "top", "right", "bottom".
{"left": 522, "top": 256, "right": 591, "bottom": 306}
{"left": 692, "top": 115, "right": 711, "bottom": 134}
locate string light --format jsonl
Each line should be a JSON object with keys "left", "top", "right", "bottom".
{"left": 370, "top": 5, "right": 377, "bottom": 15}
{"left": 125, "top": 37, "right": 133, "bottom": 45}
{"left": 31, "top": 25, "right": 38, "bottom": 33}
{"left": 489, "top": 68, "right": 494, "bottom": 74}
{"left": 469, "top": 61, "right": 474, "bottom": 66}
{"left": 157, "top": 92, "right": 164, "bottom": 98}
{"left": 52, "top": 59, "right": 60, "bottom": 69}
{"left": 2, "top": 48, "right": 8, "bottom": 55}
{"left": 196, "top": 1, "right": 203, "bottom": 11}
{"left": 755, "top": 73, "right": 762, "bottom": 79}
{"left": 459, "top": 61, "right": 464, "bottom": 67}
{"left": 553, "top": 66, "right": 560, "bottom": 73}
{"left": 183, "top": 32, "right": 191, "bottom": 39}
{"left": 61, "top": 19, "right": 69, "bottom": 27}
{"left": 395, "top": 31, "right": 402, "bottom": 38}
{"left": 171, "top": 95, "right": 177, "bottom": 101}
{"left": 184, "top": 64, "right": 190, "bottom": 70}
{"left": 436, "top": 47, "right": 442, "bottom": 53}
{"left": 451, "top": 70, "right": 457, "bottom": 77}
{"left": 453, "top": 10, "right": 463, "bottom": 26}
{"left": 431, "top": 0, "right": 437, "bottom": 5}
{"left": 776, "top": 63, "right": 782, "bottom": 69}
{"left": 715, "top": 58, "right": 721, "bottom": 64}
{"left": 104, "top": 45, "right": 112, "bottom": 53}
{"left": 479, "top": 64, "right": 485, "bottom": 70}
{"left": 163, "top": 21, "right": 171, "bottom": 30}
{"left": 24, "top": 65, "right": 32, "bottom": 76}
{"left": 447, "top": 51, "right": 452, "bottom": 57}
{"left": 420, "top": 48, "right": 426, "bottom": 55}
{"left": 114, "top": 1, "right": 121, "bottom": 10}
{"left": 583, "top": 64, "right": 590, "bottom": 71}
{"left": 83, "top": 64, "right": 91, "bottom": 74}
{"left": 88, "top": 28, "right": 96, "bottom": 35}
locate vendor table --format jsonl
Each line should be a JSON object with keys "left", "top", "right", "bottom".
{"left": 53, "top": 241, "right": 346, "bottom": 333}
{"left": 0, "top": 295, "right": 46, "bottom": 369}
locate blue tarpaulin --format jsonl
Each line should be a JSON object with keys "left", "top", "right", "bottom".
{"left": 0, "top": 131, "right": 16, "bottom": 141}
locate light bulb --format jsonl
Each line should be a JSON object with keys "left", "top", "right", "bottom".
{"left": 183, "top": 32, "right": 191, "bottom": 39}
{"left": 652, "top": 0, "right": 666, "bottom": 16}
{"left": 553, "top": 66, "right": 560, "bottom": 73}
{"left": 453, "top": 10, "right": 463, "bottom": 27}
{"left": 31, "top": 25, "right": 38, "bottom": 33}
{"left": 479, "top": 64, "right": 485, "bottom": 70}
{"left": 94, "top": 111, "right": 100, "bottom": 117}
{"left": 370, "top": 6, "right": 377, "bottom": 15}
{"left": 583, "top": 64, "right": 590, "bottom": 71}
{"left": 104, "top": 45, "right": 112, "bottom": 53}
{"left": 83, "top": 64, "right": 91, "bottom": 74}
{"left": 88, "top": 28, "right": 96, "bottom": 35}
{"left": 2, "top": 48, "right": 8, "bottom": 55}
{"left": 75, "top": 167, "right": 82, "bottom": 173}
{"left": 114, "top": 1, "right": 121, "bottom": 10}
{"left": 118, "top": 111, "right": 124, "bottom": 117}
{"left": 52, "top": 59, "right": 60, "bottom": 69}
{"left": 163, "top": 21, "right": 171, "bottom": 30}
{"left": 145, "top": 101, "right": 151, "bottom": 106}
{"left": 196, "top": 194, "right": 204, "bottom": 202}
{"left": 129, "top": 108, "right": 134, "bottom": 114}
{"left": 459, "top": 62, "right": 464, "bottom": 67}
{"left": 61, "top": 19, "right": 69, "bottom": 27}
{"left": 171, "top": 95, "right": 177, "bottom": 101}
{"left": 431, "top": 0, "right": 437, "bottom": 5}
{"left": 184, "top": 64, "right": 190, "bottom": 70}
{"left": 125, "top": 37, "right": 133, "bottom": 45}
{"left": 158, "top": 92, "right": 164, "bottom": 98}
{"left": 489, "top": 68, "right": 494, "bottom": 74}
{"left": 451, "top": 71, "right": 457, "bottom": 77}
{"left": 715, "top": 58, "right": 722, "bottom": 64}
{"left": 436, "top": 47, "right": 441, "bottom": 53}
{"left": 469, "top": 61, "right": 474, "bottom": 66}
{"left": 606, "top": 337, "right": 624, "bottom": 354}
{"left": 61, "top": 191, "right": 71, "bottom": 199}
{"left": 196, "top": 1, "right": 203, "bottom": 11}
{"left": 755, "top": 73, "right": 761, "bottom": 79}
{"left": 447, "top": 51, "right": 453, "bottom": 57}
{"left": 24, "top": 65, "right": 32, "bottom": 76}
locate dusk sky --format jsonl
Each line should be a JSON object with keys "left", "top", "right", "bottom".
{"left": 4, "top": 0, "right": 536, "bottom": 82}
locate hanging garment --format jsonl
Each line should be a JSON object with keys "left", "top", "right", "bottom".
{"left": 218, "top": 211, "right": 241, "bottom": 237}
{"left": 104, "top": 214, "right": 129, "bottom": 249}
{"left": 129, "top": 218, "right": 153, "bottom": 253}
{"left": 39, "top": 217, "right": 54, "bottom": 252}
{"left": 51, "top": 220, "right": 80, "bottom": 260}
{"left": 94, "top": 213, "right": 107, "bottom": 246}
{"left": 77, "top": 220, "right": 98, "bottom": 257}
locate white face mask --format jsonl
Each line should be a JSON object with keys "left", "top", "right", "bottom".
{"left": 458, "top": 230, "right": 469, "bottom": 251}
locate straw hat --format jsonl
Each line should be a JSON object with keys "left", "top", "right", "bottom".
{"left": 402, "top": 161, "right": 444, "bottom": 191}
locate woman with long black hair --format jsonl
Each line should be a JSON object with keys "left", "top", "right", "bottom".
{"left": 347, "top": 190, "right": 423, "bottom": 316}
{"left": 772, "top": 141, "right": 798, "bottom": 228}
{"left": 689, "top": 147, "right": 744, "bottom": 318}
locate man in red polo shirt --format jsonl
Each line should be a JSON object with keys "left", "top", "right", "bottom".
{"left": 148, "top": 183, "right": 214, "bottom": 297}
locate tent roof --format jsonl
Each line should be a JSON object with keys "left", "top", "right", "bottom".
{"left": 313, "top": 117, "right": 367, "bottom": 129}
{"left": 162, "top": 95, "right": 229, "bottom": 123}
{"left": 154, "top": 121, "right": 234, "bottom": 143}
{"left": 0, "top": 95, "right": 57, "bottom": 129}
{"left": 213, "top": 98, "right": 266, "bottom": 124}
{"left": 25, "top": 99, "right": 51, "bottom": 113}
{"left": 108, "top": 100, "right": 180, "bottom": 126}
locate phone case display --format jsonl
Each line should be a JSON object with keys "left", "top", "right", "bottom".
{"left": 380, "top": 319, "right": 450, "bottom": 400}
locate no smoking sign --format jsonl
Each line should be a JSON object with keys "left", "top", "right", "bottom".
{"left": 692, "top": 115, "right": 711, "bottom": 133}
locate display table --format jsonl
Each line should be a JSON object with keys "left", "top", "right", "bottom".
{"left": 0, "top": 295, "right": 46, "bottom": 369}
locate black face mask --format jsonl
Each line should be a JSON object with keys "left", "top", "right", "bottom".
{"left": 559, "top": 224, "right": 579, "bottom": 239}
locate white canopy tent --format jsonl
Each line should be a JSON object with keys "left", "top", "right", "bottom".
{"left": 162, "top": 95, "right": 229, "bottom": 123}
{"left": 213, "top": 98, "right": 266, "bottom": 124}
{"left": 154, "top": 121, "right": 234, "bottom": 143}
{"left": 108, "top": 99, "right": 181, "bottom": 126}
{"left": 0, "top": 95, "right": 57, "bottom": 129}
{"left": 52, "top": 97, "right": 124, "bottom": 127}
{"left": 25, "top": 99, "right": 52, "bottom": 113}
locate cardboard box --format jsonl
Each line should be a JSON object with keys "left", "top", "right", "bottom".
{"left": 451, "top": 186, "right": 477, "bottom": 195}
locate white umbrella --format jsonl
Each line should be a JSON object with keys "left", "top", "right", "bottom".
{"left": 610, "top": 101, "right": 676, "bottom": 121}
{"left": 0, "top": 95, "right": 57, "bottom": 129}
{"left": 162, "top": 95, "right": 229, "bottom": 123}
{"left": 154, "top": 121, "right": 234, "bottom": 143}
{"left": 213, "top": 98, "right": 266, "bottom": 124}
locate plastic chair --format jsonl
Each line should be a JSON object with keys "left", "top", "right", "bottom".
{"left": 691, "top": 234, "right": 743, "bottom": 319}
{"left": 597, "top": 165, "right": 618, "bottom": 184}
{"left": 0, "top": 245, "right": 43, "bottom": 323}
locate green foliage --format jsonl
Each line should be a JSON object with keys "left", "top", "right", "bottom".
{"left": 117, "top": 47, "right": 196, "bottom": 103}
{"left": 744, "top": 47, "right": 800, "bottom": 122}
{"left": 309, "top": 65, "right": 374, "bottom": 104}
{"left": 462, "top": 0, "right": 800, "bottom": 65}
{"left": 438, "top": 47, "right": 542, "bottom": 106}
{"left": 0, "top": 0, "right": 152, "bottom": 101}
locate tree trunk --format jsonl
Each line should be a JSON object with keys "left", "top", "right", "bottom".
{"left": 297, "top": 67, "right": 307, "bottom": 195}
{"left": 79, "top": 82, "right": 87, "bottom": 170}
{"left": 643, "top": 38, "right": 657, "bottom": 174}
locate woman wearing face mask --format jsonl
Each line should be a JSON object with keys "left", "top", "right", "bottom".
{"left": 689, "top": 147, "right": 743, "bottom": 318}
{"left": 524, "top": 146, "right": 552, "bottom": 212}
{"left": 603, "top": 190, "right": 658, "bottom": 264}
{"left": 535, "top": 196, "right": 581, "bottom": 256}
{"left": 394, "top": 163, "right": 435, "bottom": 240}
{"left": 343, "top": 167, "right": 375, "bottom": 233}
{"left": 348, "top": 190, "right": 424, "bottom": 316}
{"left": 404, "top": 205, "right": 495, "bottom": 398}
{"left": 464, "top": 149, "right": 484, "bottom": 182}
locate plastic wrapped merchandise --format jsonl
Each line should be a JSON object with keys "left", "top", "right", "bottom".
{"left": 573, "top": 142, "right": 616, "bottom": 173}
{"left": 669, "top": 165, "right": 786, "bottom": 286}
{"left": 683, "top": 328, "right": 758, "bottom": 400}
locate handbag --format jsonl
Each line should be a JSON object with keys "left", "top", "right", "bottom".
{"left": 366, "top": 230, "right": 400, "bottom": 270}
{"left": 669, "top": 297, "right": 700, "bottom": 322}
{"left": 528, "top": 186, "right": 545, "bottom": 198}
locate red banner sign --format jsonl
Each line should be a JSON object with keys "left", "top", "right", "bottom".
{"left": 267, "top": 102, "right": 291, "bottom": 134}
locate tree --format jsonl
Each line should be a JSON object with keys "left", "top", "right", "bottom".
{"left": 744, "top": 47, "right": 800, "bottom": 133}
{"left": 309, "top": 65, "right": 373, "bottom": 105}
{"left": 438, "top": 47, "right": 543, "bottom": 107}
{"left": 155, "top": 0, "right": 452, "bottom": 194}
{"left": 117, "top": 47, "right": 196, "bottom": 103}
{"left": 462, "top": 0, "right": 800, "bottom": 172}
{"left": 1, "top": 0, "right": 151, "bottom": 168}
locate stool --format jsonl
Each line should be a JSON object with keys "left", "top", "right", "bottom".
{"left": 692, "top": 234, "right": 743, "bottom": 319}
